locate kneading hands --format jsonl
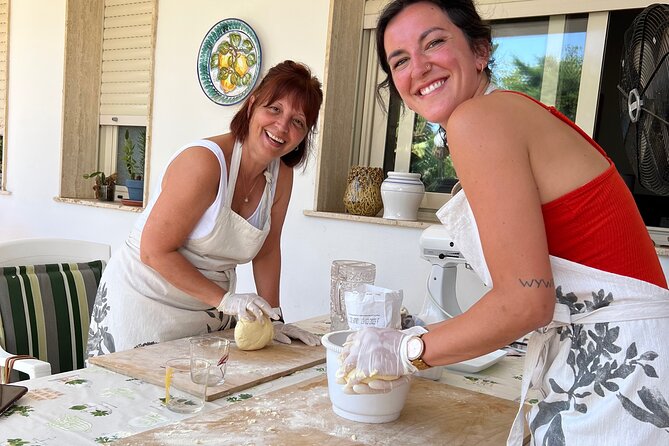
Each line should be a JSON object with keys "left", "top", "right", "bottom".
{"left": 217, "top": 291, "right": 278, "bottom": 321}
{"left": 337, "top": 326, "right": 427, "bottom": 394}
{"left": 216, "top": 291, "right": 320, "bottom": 346}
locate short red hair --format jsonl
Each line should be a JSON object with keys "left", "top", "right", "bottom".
{"left": 229, "top": 60, "right": 323, "bottom": 168}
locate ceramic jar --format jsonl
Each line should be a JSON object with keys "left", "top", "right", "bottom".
{"left": 381, "top": 172, "right": 425, "bottom": 221}
{"left": 343, "top": 166, "right": 384, "bottom": 217}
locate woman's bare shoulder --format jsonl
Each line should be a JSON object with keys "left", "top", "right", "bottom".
{"left": 446, "top": 92, "right": 531, "bottom": 160}
{"left": 449, "top": 90, "right": 538, "bottom": 128}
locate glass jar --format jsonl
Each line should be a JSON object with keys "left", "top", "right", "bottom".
{"left": 330, "top": 260, "right": 376, "bottom": 331}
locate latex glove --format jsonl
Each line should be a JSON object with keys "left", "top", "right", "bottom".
{"left": 272, "top": 322, "right": 321, "bottom": 346}
{"left": 337, "top": 326, "right": 427, "bottom": 394}
{"left": 216, "top": 292, "right": 279, "bottom": 322}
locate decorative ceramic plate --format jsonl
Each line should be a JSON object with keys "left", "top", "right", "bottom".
{"left": 197, "top": 18, "right": 262, "bottom": 106}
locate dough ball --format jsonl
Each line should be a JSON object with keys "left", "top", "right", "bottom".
{"left": 234, "top": 316, "right": 274, "bottom": 351}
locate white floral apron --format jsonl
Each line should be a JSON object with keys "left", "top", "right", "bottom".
{"left": 437, "top": 191, "right": 669, "bottom": 445}
{"left": 87, "top": 140, "right": 277, "bottom": 355}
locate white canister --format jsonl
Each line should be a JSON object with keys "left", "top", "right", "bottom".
{"left": 381, "top": 172, "right": 425, "bottom": 221}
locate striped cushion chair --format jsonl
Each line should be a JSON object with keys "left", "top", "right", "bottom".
{"left": 0, "top": 261, "right": 104, "bottom": 382}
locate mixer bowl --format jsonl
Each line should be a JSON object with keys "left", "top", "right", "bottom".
{"left": 322, "top": 330, "right": 411, "bottom": 423}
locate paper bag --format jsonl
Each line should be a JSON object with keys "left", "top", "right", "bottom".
{"left": 344, "top": 284, "right": 403, "bottom": 330}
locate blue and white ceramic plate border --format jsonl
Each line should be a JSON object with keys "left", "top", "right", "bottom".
{"left": 197, "top": 18, "right": 262, "bottom": 106}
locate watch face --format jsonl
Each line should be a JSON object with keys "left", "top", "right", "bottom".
{"left": 407, "top": 337, "right": 423, "bottom": 360}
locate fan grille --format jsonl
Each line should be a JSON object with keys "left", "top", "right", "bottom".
{"left": 618, "top": 4, "right": 669, "bottom": 195}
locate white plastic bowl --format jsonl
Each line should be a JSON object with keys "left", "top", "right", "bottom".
{"left": 321, "top": 330, "right": 411, "bottom": 423}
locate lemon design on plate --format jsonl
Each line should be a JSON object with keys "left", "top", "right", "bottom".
{"left": 209, "top": 32, "right": 257, "bottom": 94}
{"left": 198, "top": 19, "right": 261, "bottom": 105}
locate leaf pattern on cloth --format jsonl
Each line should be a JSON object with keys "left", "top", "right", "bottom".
{"left": 617, "top": 386, "right": 669, "bottom": 429}
{"left": 86, "top": 282, "right": 233, "bottom": 356}
{"left": 205, "top": 309, "right": 229, "bottom": 333}
{"left": 530, "top": 286, "right": 666, "bottom": 443}
{"left": 87, "top": 283, "right": 117, "bottom": 357}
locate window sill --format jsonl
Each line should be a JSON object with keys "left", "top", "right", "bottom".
{"left": 303, "top": 210, "right": 437, "bottom": 229}
{"left": 303, "top": 211, "right": 669, "bottom": 256}
{"left": 54, "top": 197, "right": 144, "bottom": 213}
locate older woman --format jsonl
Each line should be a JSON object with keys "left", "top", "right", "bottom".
{"left": 87, "top": 60, "right": 323, "bottom": 355}
{"left": 339, "top": 2, "right": 669, "bottom": 445}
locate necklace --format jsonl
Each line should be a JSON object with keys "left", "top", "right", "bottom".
{"left": 241, "top": 170, "right": 262, "bottom": 203}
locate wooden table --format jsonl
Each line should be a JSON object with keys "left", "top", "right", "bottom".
{"left": 4, "top": 316, "right": 532, "bottom": 445}
{"left": 118, "top": 373, "right": 527, "bottom": 445}
{"left": 88, "top": 317, "right": 330, "bottom": 401}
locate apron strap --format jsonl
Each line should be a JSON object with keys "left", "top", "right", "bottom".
{"left": 225, "top": 140, "right": 243, "bottom": 207}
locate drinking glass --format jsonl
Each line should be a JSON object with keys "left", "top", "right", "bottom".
{"left": 189, "top": 336, "right": 230, "bottom": 386}
{"left": 164, "top": 358, "right": 209, "bottom": 414}
{"left": 330, "top": 260, "right": 376, "bottom": 331}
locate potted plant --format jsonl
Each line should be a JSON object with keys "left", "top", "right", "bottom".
{"left": 83, "top": 171, "right": 117, "bottom": 201}
{"left": 123, "top": 129, "right": 145, "bottom": 202}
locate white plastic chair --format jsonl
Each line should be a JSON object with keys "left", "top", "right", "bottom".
{"left": 0, "top": 238, "right": 111, "bottom": 381}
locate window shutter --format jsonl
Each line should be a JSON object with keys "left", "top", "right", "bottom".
{"left": 100, "top": 0, "right": 156, "bottom": 126}
{"left": 0, "top": 0, "right": 9, "bottom": 132}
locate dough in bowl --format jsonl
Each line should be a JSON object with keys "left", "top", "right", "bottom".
{"left": 234, "top": 316, "right": 274, "bottom": 350}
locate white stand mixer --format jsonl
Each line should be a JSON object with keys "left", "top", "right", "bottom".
{"left": 416, "top": 224, "right": 506, "bottom": 375}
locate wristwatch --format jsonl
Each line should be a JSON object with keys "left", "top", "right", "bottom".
{"left": 407, "top": 334, "right": 431, "bottom": 370}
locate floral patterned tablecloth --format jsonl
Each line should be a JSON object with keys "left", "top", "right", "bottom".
{"left": 0, "top": 364, "right": 327, "bottom": 446}
{"left": 1, "top": 332, "right": 530, "bottom": 445}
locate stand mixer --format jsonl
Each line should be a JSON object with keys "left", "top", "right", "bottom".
{"left": 416, "top": 224, "right": 506, "bottom": 374}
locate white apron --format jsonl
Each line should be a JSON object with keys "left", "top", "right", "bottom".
{"left": 87, "top": 140, "right": 278, "bottom": 355}
{"left": 437, "top": 191, "right": 669, "bottom": 445}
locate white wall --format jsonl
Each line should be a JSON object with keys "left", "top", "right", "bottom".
{"left": 1, "top": 1, "right": 667, "bottom": 325}
{"left": 0, "top": 0, "right": 135, "bottom": 250}
{"left": 0, "top": 0, "right": 439, "bottom": 323}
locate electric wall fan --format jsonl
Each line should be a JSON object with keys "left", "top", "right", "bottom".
{"left": 617, "top": 3, "right": 669, "bottom": 196}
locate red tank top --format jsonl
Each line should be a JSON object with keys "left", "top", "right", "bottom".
{"left": 503, "top": 91, "right": 667, "bottom": 288}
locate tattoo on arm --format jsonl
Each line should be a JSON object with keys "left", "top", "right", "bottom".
{"left": 518, "top": 278, "right": 554, "bottom": 288}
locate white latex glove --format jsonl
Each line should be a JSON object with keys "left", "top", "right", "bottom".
{"left": 216, "top": 292, "right": 279, "bottom": 322}
{"left": 337, "top": 326, "right": 427, "bottom": 394}
{"left": 272, "top": 322, "right": 321, "bottom": 346}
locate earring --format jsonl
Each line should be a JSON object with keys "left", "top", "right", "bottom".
{"left": 293, "top": 147, "right": 299, "bottom": 152}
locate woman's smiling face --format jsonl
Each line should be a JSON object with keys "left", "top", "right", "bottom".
{"left": 383, "top": 1, "right": 489, "bottom": 125}
{"left": 247, "top": 95, "right": 308, "bottom": 161}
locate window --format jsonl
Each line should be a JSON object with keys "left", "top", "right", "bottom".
{"left": 60, "top": 0, "right": 156, "bottom": 203}
{"left": 317, "top": 0, "right": 664, "bottom": 239}
{"left": 367, "top": 12, "right": 592, "bottom": 212}
{"left": 98, "top": 0, "right": 154, "bottom": 199}
{"left": 0, "top": 0, "right": 8, "bottom": 192}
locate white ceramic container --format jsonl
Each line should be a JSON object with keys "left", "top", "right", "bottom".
{"left": 381, "top": 172, "right": 425, "bottom": 221}
{"left": 321, "top": 330, "right": 411, "bottom": 423}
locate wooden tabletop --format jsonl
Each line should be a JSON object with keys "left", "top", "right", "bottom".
{"left": 118, "top": 373, "right": 527, "bottom": 445}
{"left": 89, "top": 316, "right": 330, "bottom": 401}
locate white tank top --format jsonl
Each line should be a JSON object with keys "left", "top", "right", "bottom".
{"left": 134, "top": 139, "right": 280, "bottom": 238}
